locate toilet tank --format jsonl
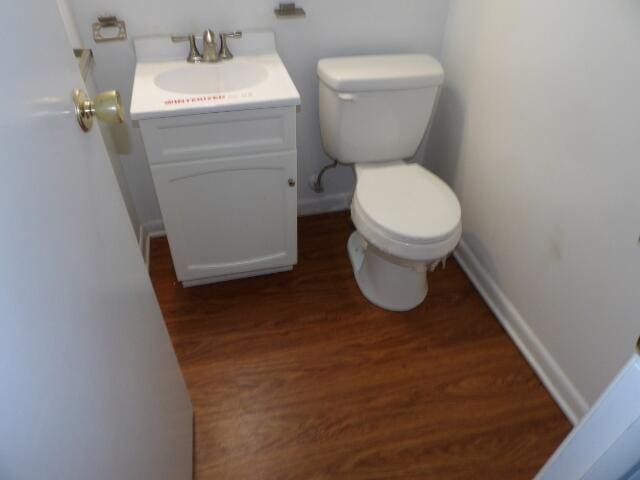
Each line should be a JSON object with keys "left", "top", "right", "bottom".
{"left": 318, "top": 54, "right": 444, "bottom": 164}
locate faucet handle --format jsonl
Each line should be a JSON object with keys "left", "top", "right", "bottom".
{"left": 171, "top": 34, "right": 202, "bottom": 63}
{"left": 219, "top": 31, "right": 243, "bottom": 60}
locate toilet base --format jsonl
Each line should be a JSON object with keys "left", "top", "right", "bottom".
{"left": 347, "top": 232, "right": 428, "bottom": 312}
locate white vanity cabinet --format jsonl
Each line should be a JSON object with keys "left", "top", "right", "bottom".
{"left": 139, "top": 106, "right": 298, "bottom": 286}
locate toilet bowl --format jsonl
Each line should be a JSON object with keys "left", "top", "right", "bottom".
{"left": 349, "top": 162, "right": 461, "bottom": 311}
{"left": 317, "top": 54, "right": 462, "bottom": 311}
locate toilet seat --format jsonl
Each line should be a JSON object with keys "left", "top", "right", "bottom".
{"left": 352, "top": 161, "right": 462, "bottom": 261}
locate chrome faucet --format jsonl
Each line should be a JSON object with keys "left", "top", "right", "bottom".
{"left": 171, "top": 30, "right": 241, "bottom": 63}
{"left": 171, "top": 34, "right": 203, "bottom": 63}
{"left": 219, "top": 31, "right": 242, "bottom": 60}
{"left": 202, "top": 29, "right": 220, "bottom": 63}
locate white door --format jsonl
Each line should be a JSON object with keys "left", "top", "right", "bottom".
{"left": 151, "top": 152, "right": 298, "bottom": 282}
{"left": 0, "top": 3, "right": 192, "bottom": 480}
{"left": 536, "top": 350, "right": 640, "bottom": 479}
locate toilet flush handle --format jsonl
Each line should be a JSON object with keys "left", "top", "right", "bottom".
{"left": 338, "top": 93, "right": 358, "bottom": 102}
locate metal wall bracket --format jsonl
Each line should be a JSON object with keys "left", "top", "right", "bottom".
{"left": 92, "top": 15, "right": 127, "bottom": 43}
{"left": 73, "top": 49, "right": 94, "bottom": 80}
{"left": 274, "top": 3, "right": 306, "bottom": 18}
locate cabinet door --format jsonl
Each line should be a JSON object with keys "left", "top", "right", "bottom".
{"left": 151, "top": 152, "right": 297, "bottom": 283}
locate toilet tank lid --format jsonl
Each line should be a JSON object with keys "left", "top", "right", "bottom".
{"left": 317, "top": 54, "right": 444, "bottom": 92}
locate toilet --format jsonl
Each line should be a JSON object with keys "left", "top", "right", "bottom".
{"left": 317, "top": 54, "right": 462, "bottom": 311}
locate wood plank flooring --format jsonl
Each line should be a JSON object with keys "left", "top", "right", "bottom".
{"left": 149, "top": 212, "right": 571, "bottom": 480}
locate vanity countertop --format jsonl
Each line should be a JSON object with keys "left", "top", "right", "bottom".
{"left": 130, "top": 31, "right": 300, "bottom": 120}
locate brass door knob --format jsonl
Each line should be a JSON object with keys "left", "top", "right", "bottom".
{"left": 73, "top": 88, "right": 124, "bottom": 132}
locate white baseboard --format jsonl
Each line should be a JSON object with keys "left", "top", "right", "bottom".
{"left": 298, "top": 192, "right": 352, "bottom": 216}
{"left": 454, "top": 239, "right": 589, "bottom": 425}
{"left": 138, "top": 220, "right": 165, "bottom": 269}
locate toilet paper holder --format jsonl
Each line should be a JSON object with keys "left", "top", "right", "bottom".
{"left": 274, "top": 3, "right": 306, "bottom": 18}
{"left": 92, "top": 15, "right": 127, "bottom": 43}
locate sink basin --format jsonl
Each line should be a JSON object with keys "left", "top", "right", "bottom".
{"left": 130, "top": 31, "right": 300, "bottom": 120}
{"left": 154, "top": 62, "right": 269, "bottom": 95}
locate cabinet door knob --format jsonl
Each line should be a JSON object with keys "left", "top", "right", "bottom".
{"left": 288, "top": 178, "right": 296, "bottom": 187}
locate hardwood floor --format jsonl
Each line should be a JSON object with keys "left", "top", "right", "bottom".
{"left": 149, "top": 212, "right": 571, "bottom": 480}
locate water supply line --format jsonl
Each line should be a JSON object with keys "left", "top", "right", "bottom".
{"left": 309, "top": 159, "right": 338, "bottom": 193}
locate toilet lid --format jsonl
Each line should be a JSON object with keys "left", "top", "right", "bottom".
{"left": 354, "top": 162, "right": 462, "bottom": 245}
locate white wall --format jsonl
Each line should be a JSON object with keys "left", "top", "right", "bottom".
{"left": 66, "top": 0, "right": 451, "bottom": 225}
{"left": 428, "top": 0, "right": 640, "bottom": 421}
